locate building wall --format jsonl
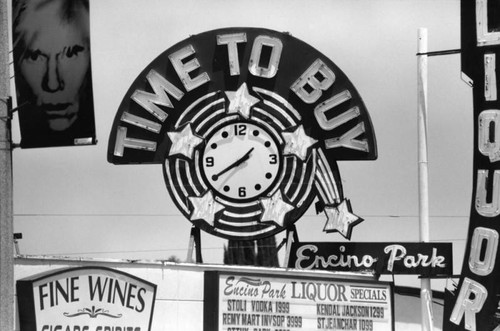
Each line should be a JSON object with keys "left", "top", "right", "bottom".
{"left": 15, "top": 256, "right": 444, "bottom": 331}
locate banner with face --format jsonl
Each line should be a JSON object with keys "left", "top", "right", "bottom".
{"left": 12, "top": 0, "right": 96, "bottom": 148}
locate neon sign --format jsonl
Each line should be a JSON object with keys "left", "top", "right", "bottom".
{"left": 108, "top": 28, "right": 377, "bottom": 240}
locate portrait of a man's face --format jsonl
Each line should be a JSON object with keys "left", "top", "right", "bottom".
{"left": 12, "top": 0, "right": 96, "bottom": 148}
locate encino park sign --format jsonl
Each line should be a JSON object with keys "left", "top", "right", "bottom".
{"left": 107, "top": 28, "right": 377, "bottom": 240}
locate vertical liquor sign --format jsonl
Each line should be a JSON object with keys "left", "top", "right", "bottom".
{"left": 444, "top": 1, "right": 500, "bottom": 330}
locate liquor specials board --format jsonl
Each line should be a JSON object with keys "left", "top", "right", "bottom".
{"left": 204, "top": 271, "right": 394, "bottom": 331}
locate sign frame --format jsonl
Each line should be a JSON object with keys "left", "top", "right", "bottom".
{"left": 16, "top": 266, "right": 157, "bottom": 331}
{"left": 287, "top": 242, "right": 453, "bottom": 276}
{"left": 204, "top": 270, "right": 395, "bottom": 331}
{"left": 11, "top": 0, "right": 97, "bottom": 149}
{"left": 107, "top": 27, "right": 377, "bottom": 241}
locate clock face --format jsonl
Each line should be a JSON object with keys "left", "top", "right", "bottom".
{"left": 202, "top": 121, "right": 282, "bottom": 201}
{"left": 160, "top": 84, "right": 321, "bottom": 240}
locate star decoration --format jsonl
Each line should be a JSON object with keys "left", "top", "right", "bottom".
{"left": 188, "top": 190, "right": 225, "bottom": 227}
{"left": 225, "top": 83, "right": 260, "bottom": 119}
{"left": 167, "top": 123, "right": 203, "bottom": 159}
{"left": 259, "top": 190, "right": 295, "bottom": 227}
{"left": 282, "top": 125, "right": 318, "bottom": 160}
{"left": 323, "top": 199, "right": 363, "bottom": 239}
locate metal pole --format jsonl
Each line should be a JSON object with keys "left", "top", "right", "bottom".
{"left": 417, "top": 27, "right": 434, "bottom": 331}
{"left": 0, "top": 4, "right": 14, "bottom": 331}
{"left": 0, "top": 0, "right": 14, "bottom": 330}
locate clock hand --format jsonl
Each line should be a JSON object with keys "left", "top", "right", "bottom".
{"left": 215, "top": 147, "right": 254, "bottom": 178}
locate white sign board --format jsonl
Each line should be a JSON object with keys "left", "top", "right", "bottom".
{"left": 204, "top": 271, "right": 394, "bottom": 331}
{"left": 17, "top": 267, "right": 157, "bottom": 331}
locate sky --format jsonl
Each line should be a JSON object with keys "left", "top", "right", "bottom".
{"left": 10, "top": 0, "right": 471, "bottom": 290}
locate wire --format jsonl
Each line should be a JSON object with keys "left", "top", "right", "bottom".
{"left": 40, "top": 245, "right": 281, "bottom": 256}
{"left": 360, "top": 215, "right": 469, "bottom": 218}
{"left": 416, "top": 49, "right": 461, "bottom": 57}
{"left": 14, "top": 213, "right": 471, "bottom": 218}
{"left": 30, "top": 238, "right": 468, "bottom": 258}
{"left": 12, "top": 214, "right": 178, "bottom": 218}
{"left": 53, "top": 248, "right": 207, "bottom": 256}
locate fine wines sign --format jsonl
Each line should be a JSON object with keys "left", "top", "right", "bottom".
{"left": 16, "top": 267, "right": 157, "bottom": 331}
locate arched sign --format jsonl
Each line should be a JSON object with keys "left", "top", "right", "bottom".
{"left": 107, "top": 27, "right": 377, "bottom": 240}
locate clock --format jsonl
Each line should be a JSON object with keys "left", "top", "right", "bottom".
{"left": 162, "top": 84, "right": 320, "bottom": 240}
{"left": 201, "top": 121, "right": 281, "bottom": 201}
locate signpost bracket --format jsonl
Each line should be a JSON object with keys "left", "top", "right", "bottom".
{"left": 418, "top": 274, "right": 462, "bottom": 279}
{"left": 0, "top": 97, "right": 22, "bottom": 150}
{"left": 186, "top": 226, "right": 203, "bottom": 263}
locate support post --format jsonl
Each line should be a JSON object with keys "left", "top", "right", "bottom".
{"left": 417, "top": 27, "right": 434, "bottom": 331}
{"left": 0, "top": 0, "right": 14, "bottom": 330}
{"left": 283, "top": 225, "right": 298, "bottom": 268}
{"left": 186, "top": 226, "right": 203, "bottom": 263}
